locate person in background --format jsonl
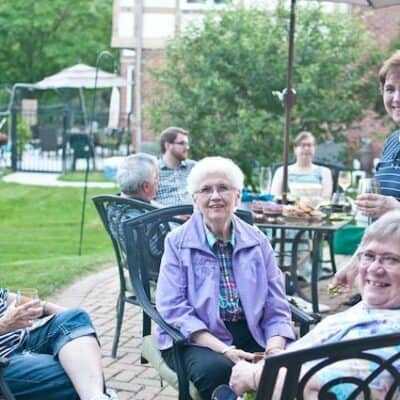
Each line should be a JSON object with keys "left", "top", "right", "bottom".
{"left": 270, "top": 131, "right": 333, "bottom": 283}
{"left": 270, "top": 131, "right": 333, "bottom": 200}
{"left": 228, "top": 210, "right": 400, "bottom": 400}
{"left": 155, "top": 126, "right": 196, "bottom": 206}
{"left": 106, "top": 153, "right": 160, "bottom": 245}
{"left": 0, "top": 290, "right": 117, "bottom": 400}
{"left": 334, "top": 50, "right": 400, "bottom": 291}
{"left": 155, "top": 156, "right": 295, "bottom": 400}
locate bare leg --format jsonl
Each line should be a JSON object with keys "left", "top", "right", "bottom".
{"left": 58, "top": 335, "right": 105, "bottom": 400}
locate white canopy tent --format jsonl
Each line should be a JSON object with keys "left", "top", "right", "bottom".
{"left": 34, "top": 63, "right": 126, "bottom": 129}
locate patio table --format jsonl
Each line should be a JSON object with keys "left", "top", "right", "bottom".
{"left": 256, "top": 218, "right": 349, "bottom": 314}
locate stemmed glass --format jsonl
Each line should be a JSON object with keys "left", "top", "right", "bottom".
{"left": 358, "top": 178, "right": 380, "bottom": 225}
{"left": 338, "top": 171, "right": 352, "bottom": 195}
{"left": 259, "top": 166, "right": 272, "bottom": 194}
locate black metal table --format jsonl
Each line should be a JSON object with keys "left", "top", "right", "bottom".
{"left": 256, "top": 219, "right": 349, "bottom": 314}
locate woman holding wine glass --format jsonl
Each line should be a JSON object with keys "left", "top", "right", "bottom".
{"left": 355, "top": 50, "right": 400, "bottom": 219}
{"left": 333, "top": 50, "right": 400, "bottom": 292}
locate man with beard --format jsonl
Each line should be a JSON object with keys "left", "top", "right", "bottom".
{"left": 155, "top": 126, "right": 196, "bottom": 206}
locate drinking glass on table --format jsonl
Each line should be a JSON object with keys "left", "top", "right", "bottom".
{"left": 259, "top": 166, "right": 272, "bottom": 194}
{"left": 358, "top": 178, "right": 380, "bottom": 225}
{"left": 338, "top": 171, "right": 352, "bottom": 195}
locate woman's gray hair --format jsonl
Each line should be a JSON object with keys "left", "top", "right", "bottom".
{"left": 187, "top": 156, "right": 244, "bottom": 195}
{"left": 358, "top": 210, "right": 400, "bottom": 251}
{"left": 117, "top": 153, "right": 157, "bottom": 195}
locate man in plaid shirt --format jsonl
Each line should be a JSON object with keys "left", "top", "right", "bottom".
{"left": 155, "top": 126, "right": 196, "bottom": 206}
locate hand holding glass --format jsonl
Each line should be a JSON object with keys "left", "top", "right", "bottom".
{"left": 357, "top": 178, "right": 380, "bottom": 225}
{"left": 16, "top": 288, "right": 39, "bottom": 306}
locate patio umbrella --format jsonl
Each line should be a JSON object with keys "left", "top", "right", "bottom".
{"left": 34, "top": 63, "right": 126, "bottom": 89}
{"left": 281, "top": 0, "right": 400, "bottom": 203}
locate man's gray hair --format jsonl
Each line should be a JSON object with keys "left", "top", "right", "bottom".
{"left": 117, "top": 153, "right": 157, "bottom": 195}
{"left": 359, "top": 210, "right": 400, "bottom": 251}
{"left": 187, "top": 156, "right": 244, "bottom": 195}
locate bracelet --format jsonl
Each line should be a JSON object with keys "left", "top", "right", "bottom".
{"left": 221, "top": 345, "right": 236, "bottom": 355}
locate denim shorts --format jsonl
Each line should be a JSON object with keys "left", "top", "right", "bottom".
{"left": 4, "top": 307, "right": 97, "bottom": 400}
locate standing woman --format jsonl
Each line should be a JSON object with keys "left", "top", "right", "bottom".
{"left": 334, "top": 50, "right": 400, "bottom": 289}
{"left": 356, "top": 50, "right": 400, "bottom": 217}
{"left": 155, "top": 156, "right": 295, "bottom": 400}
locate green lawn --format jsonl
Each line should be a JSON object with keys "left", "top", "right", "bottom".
{"left": 0, "top": 181, "right": 115, "bottom": 297}
{"left": 58, "top": 171, "right": 116, "bottom": 183}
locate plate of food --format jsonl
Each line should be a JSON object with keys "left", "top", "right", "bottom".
{"left": 282, "top": 203, "right": 326, "bottom": 222}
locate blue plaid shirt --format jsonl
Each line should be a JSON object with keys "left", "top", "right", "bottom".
{"left": 155, "top": 158, "right": 196, "bottom": 206}
{"left": 205, "top": 224, "right": 245, "bottom": 322}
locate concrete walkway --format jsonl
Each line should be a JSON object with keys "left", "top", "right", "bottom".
{"left": 2, "top": 172, "right": 116, "bottom": 188}
{"left": 49, "top": 266, "right": 177, "bottom": 400}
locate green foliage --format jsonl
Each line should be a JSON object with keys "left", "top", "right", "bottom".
{"left": 16, "top": 117, "right": 31, "bottom": 159}
{"left": 0, "top": 182, "right": 114, "bottom": 297}
{"left": 149, "top": 5, "right": 382, "bottom": 187}
{"left": 0, "top": 0, "right": 116, "bottom": 84}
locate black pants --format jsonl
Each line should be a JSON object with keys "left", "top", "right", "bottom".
{"left": 161, "top": 320, "right": 263, "bottom": 400}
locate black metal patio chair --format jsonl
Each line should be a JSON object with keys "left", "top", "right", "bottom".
{"left": 92, "top": 194, "right": 157, "bottom": 358}
{"left": 0, "top": 357, "right": 15, "bottom": 400}
{"left": 69, "top": 133, "right": 95, "bottom": 171}
{"left": 254, "top": 331, "right": 400, "bottom": 400}
{"left": 122, "top": 205, "right": 317, "bottom": 400}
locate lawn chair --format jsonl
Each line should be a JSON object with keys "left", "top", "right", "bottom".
{"left": 0, "top": 357, "right": 15, "bottom": 400}
{"left": 122, "top": 205, "right": 317, "bottom": 400}
{"left": 92, "top": 194, "right": 157, "bottom": 358}
{"left": 69, "top": 133, "right": 95, "bottom": 171}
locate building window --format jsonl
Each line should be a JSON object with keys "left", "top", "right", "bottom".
{"left": 183, "top": 0, "right": 232, "bottom": 8}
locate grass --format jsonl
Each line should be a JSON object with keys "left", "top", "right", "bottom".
{"left": 0, "top": 181, "right": 115, "bottom": 297}
{"left": 58, "top": 170, "right": 116, "bottom": 183}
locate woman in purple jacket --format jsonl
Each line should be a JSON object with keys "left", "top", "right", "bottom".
{"left": 155, "top": 156, "right": 295, "bottom": 399}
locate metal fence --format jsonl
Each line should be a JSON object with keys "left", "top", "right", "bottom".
{"left": 1, "top": 106, "right": 132, "bottom": 173}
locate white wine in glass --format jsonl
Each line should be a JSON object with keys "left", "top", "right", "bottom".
{"left": 259, "top": 167, "right": 272, "bottom": 194}
{"left": 358, "top": 178, "right": 380, "bottom": 225}
{"left": 338, "top": 171, "right": 352, "bottom": 194}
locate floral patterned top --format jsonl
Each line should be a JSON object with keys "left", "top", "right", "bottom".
{"left": 287, "top": 302, "right": 400, "bottom": 399}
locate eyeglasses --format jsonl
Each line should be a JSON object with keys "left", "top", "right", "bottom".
{"left": 296, "top": 142, "right": 314, "bottom": 149}
{"left": 357, "top": 251, "right": 400, "bottom": 269}
{"left": 173, "top": 140, "right": 190, "bottom": 147}
{"left": 195, "top": 184, "right": 234, "bottom": 197}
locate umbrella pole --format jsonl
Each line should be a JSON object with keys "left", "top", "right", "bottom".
{"left": 279, "top": 0, "right": 297, "bottom": 270}
{"left": 282, "top": 0, "right": 297, "bottom": 204}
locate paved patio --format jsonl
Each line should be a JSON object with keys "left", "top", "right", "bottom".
{"left": 49, "top": 267, "right": 177, "bottom": 400}
{"left": 49, "top": 255, "right": 353, "bottom": 400}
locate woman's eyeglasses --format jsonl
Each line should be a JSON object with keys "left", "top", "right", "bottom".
{"left": 195, "top": 184, "right": 234, "bottom": 197}
{"left": 357, "top": 251, "right": 400, "bottom": 269}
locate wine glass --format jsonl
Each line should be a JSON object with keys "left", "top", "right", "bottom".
{"left": 358, "top": 178, "right": 380, "bottom": 225}
{"left": 16, "top": 288, "right": 39, "bottom": 306}
{"left": 338, "top": 171, "right": 352, "bottom": 195}
{"left": 259, "top": 166, "right": 272, "bottom": 194}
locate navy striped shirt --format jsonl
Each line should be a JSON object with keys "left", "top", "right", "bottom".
{"left": 375, "top": 130, "right": 400, "bottom": 201}
{"left": 0, "top": 289, "right": 27, "bottom": 357}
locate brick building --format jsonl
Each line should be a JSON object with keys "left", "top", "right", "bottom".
{"left": 111, "top": 0, "right": 400, "bottom": 153}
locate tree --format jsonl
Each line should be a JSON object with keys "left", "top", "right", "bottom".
{"left": 0, "top": 0, "right": 115, "bottom": 84}
{"left": 149, "top": 4, "right": 381, "bottom": 186}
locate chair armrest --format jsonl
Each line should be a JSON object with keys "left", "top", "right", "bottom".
{"left": 289, "top": 303, "right": 320, "bottom": 337}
